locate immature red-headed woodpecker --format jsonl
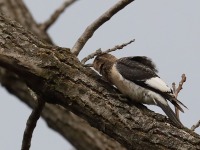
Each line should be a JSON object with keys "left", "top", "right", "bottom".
{"left": 93, "top": 53, "right": 187, "bottom": 127}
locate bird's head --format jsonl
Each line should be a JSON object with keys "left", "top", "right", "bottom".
{"left": 93, "top": 53, "right": 117, "bottom": 74}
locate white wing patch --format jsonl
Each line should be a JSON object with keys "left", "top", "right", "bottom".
{"left": 145, "top": 77, "right": 172, "bottom": 93}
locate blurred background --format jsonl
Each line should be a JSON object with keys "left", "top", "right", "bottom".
{"left": 1, "top": 0, "right": 200, "bottom": 149}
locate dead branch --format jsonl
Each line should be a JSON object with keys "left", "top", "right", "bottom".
{"left": 191, "top": 120, "right": 200, "bottom": 131}
{"left": 21, "top": 97, "right": 45, "bottom": 150}
{"left": 172, "top": 74, "right": 186, "bottom": 119}
{"left": 104, "top": 39, "right": 135, "bottom": 54}
{"left": 81, "top": 48, "right": 102, "bottom": 64}
{"left": 39, "top": 0, "right": 77, "bottom": 31}
{"left": 175, "top": 74, "right": 186, "bottom": 97}
{"left": 71, "top": 0, "right": 134, "bottom": 56}
{"left": 81, "top": 39, "right": 135, "bottom": 65}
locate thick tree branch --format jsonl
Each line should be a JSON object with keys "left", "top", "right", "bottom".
{"left": 71, "top": 0, "right": 134, "bottom": 56}
{"left": 0, "top": 14, "right": 200, "bottom": 150}
{"left": 39, "top": 0, "right": 77, "bottom": 31}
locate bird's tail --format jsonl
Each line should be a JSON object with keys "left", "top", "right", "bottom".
{"left": 155, "top": 99, "right": 183, "bottom": 127}
{"left": 171, "top": 97, "right": 188, "bottom": 113}
{"left": 162, "top": 93, "right": 188, "bottom": 113}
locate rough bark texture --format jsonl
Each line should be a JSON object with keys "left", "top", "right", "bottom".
{"left": 0, "top": 13, "right": 200, "bottom": 150}
{"left": 0, "top": 0, "right": 125, "bottom": 149}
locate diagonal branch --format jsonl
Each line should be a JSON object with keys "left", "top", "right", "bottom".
{"left": 71, "top": 0, "right": 134, "bottom": 56}
{"left": 39, "top": 0, "right": 77, "bottom": 31}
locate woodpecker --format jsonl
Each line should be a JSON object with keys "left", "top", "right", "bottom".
{"left": 93, "top": 53, "right": 187, "bottom": 127}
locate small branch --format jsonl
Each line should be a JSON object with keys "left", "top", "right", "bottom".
{"left": 191, "top": 120, "right": 200, "bottom": 131}
{"left": 81, "top": 39, "right": 135, "bottom": 65}
{"left": 39, "top": 0, "right": 77, "bottom": 31}
{"left": 104, "top": 39, "right": 135, "bottom": 54}
{"left": 21, "top": 97, "right": 45, "bottom": 150}
{"left": 81, "top": 48, "right": 102, "bottom": 64}
{"left": 172, "top": 74, "right": 186, "bottom": 119}
{"left": 71, "top": 0, "right": 134, "bottom": 56}
{"left": 175, "top": 74, "right": 186, "bottom": 97}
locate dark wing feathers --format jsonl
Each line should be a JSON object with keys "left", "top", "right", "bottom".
{"left": 116, "top": 57, "right": 158, "bottom": 81}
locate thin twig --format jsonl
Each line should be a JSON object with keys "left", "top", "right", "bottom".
{"left": 81, "top": 48, "right": 102, "bottom": 64}
{"left": 39, "top": 0, "right": 77, "bottom": 31}
{"left": 175, "top": 74, "right": 186, "bottom": 97}
{"left": 191, "top": 120, "right": 200, "bottom": 131}
{"left": 21, "top": 97, "right": 45, "bottom": 150}
{"left": 81, "top": 39, "right": 135, "bottom": 65}
{"left": 172, "top": 74, "right": 186, "bottom": 119}
{"left": 103, "top": 39, "right": 135, "bottom": 54}
{"left": 71, "top": 0, "right": 134, "bottom": 56}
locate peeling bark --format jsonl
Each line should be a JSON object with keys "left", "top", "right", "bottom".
{"left": 0, "top": 14, "right": 200, "bottom": 150}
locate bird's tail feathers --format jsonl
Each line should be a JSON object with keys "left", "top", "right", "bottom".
{"left": 155, "top": 99, "right": 183, "bottom": 127}
{"left": 163, "top": 93, "right": 188, "bottom": 112}
{"left": 171, "top": 100, "right": 184, "bottom": 113}
{"left": 175, "top": 98, "right": 188, "bottom": 109}
{"left": 170, "top": 97, "right": 188, "bottom": 113}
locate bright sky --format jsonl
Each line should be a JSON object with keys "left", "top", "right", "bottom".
{"left": 1, "top": 0, "right": 200, "bottom": 149}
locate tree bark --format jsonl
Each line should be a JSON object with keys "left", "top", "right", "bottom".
{"left": 0, "top": 0, "right": 125, "bottom": 149}
{"left": 0, "top": 13, "right": 200, "bottom": 150}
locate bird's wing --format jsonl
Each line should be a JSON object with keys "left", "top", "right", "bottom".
{"left": 116, "top": 57, "right": 187, "bottom": 111}
{"left": 116, "top": 57, "right": 172, "bottom": 94}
